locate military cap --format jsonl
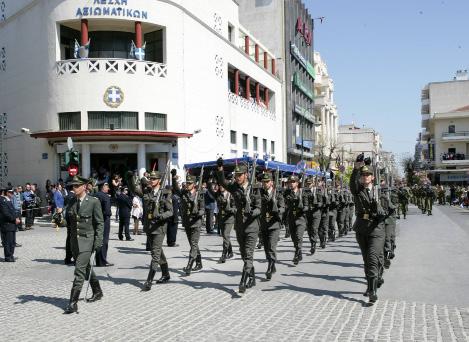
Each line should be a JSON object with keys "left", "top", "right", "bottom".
{"left": 360, "top": 165, "right": 374, "bottom": 175}
{"left": 87, "top": 177, "right": 97, "bottom": 186}
{"left": 149, "top": 171, "right": 162, "bottom": 179}
{"left": 305, "top": 177, "right": 314, "bottom": 184}
{"left": 5, "top": 187, "right": 14, "bottom": 193}
{"left": 186, "top": 175, "right": 196, "bottom": 183}
{"left": 260, "top": 172, "right": 273, "bottom": 182}
{"left": 67, "top": 175, "right": 88, "bottom": 186}
{"left": 287, "top": 175, "right": 299, "bottom": 183}
{"left": 234, "top": 163, "right": 248, "bottom": 174}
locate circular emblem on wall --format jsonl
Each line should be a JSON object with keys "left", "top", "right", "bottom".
{"left": 103, "top": 86, "right": 124, "bottom": 108}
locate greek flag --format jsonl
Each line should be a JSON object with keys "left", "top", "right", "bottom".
{"left": 130, "top": 40, "right": 146, "bottom": 61}
{"left": 74, "top": 39, "right": 90, "bottom": 59}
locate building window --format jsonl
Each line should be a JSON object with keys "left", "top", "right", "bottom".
{"left": 271, "top": 141, "right": 275, "bottom": 155}
{"left": 448, "top": 125, "right": 455, "bottom": 133}
{"left": 58, "top": 112, "right": 81, "bottom": 130}
{"left": 228, "top": 23, "right": 234, "bottom": 43}
{"left": 145, "top": 113, "right": 167, "bottom": 130}
{"left": 243, "top": 134, "right": 248, "bottom": 150}
{"left": 253, "top": 136, "right": 258, "bottom": 151}
{"left": 263, "top": 139, "right": 267, "bottom": 152}
{"left": 230, "top": 130, "right": 237, "bottom": 144}
{"left": 144, "top": 29, "right": 165, "bottom": 63}
{"left": 88, "top": 111, "right": 138, "bottom": 130}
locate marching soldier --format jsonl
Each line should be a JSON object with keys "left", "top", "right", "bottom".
{"left": 216, "top": 158, "right": 261, "bottom": 293}
{"left": 379, "top": 180, "right": 397, "bottom": 271}
{"left": 398, "top": 186, "right": 409, "bottom": 219}
{"left": 346, "top": 187, "right": 355, "bottom": 233}
{"left": 171, "top": 170, "right": 205, "bottom": 275}
{"left": 318, "top": 179, "right": 330, "bottom": 248}
{"left": 350, "top": 155, "right": 386, "bottom": 304}
{"left": 328, "top": 183, "right": 339, "bottom": 242}
{"left": 424, "top": 184, "right": 435, "bottom": 215}
{"left": 64, "top": 176, "right": 104, "bottom": 314}
{"left": 283, "top": 175, "right": 307, "bottom": 265}
{"left": 259, "top": 172, "right": 285, "bottom": 280}
{"left": 304, "top": 177, "right": 322, "bottom": 255}
{"left": 336, "top": 186, "right": 347, "bottom": 237}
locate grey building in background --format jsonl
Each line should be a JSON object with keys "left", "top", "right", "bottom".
{"left": 238, "top": 0, "right": 315, "bottom": 164}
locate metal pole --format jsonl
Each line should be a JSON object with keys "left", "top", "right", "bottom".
{"left": 301, "top": 114, "right": 304, "bottom": 162}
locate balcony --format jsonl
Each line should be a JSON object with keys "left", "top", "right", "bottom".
{"left": 441, "top": 159, "right": 469, "bottom": 166}
{"left": 56, "top": 59, "right": 167, "bottom": 78}
{"left": 227, "top": 92, "right": 276, "bottom": 121}
{"left": 441, "top": 131, "right": 469, "bottom": 142}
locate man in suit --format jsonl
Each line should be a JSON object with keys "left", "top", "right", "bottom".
{"left": 64, "top": 176, "right": 104, "bottom": 314}
{"left": 93, "top": 183, "right": 114, "bottom": 267}
{"left": 63, "top": 188, "right": 76, "bottom": 265}
{"left": 116, "top": 187, "right": 133, "bottom": 241}
{"left": 1, "top": 188, "right": 21, "bottom": 262}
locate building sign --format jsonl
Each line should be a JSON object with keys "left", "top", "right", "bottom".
{"left": 103, "top": 86, "right": 124, "bottom": 108}
{"left": 295, "top": 136, "right": 314, "bottom": 149}
{"left": 294, "top": 103, "right": 315, "bottom": 124}
{"left": 440, "top": 173, "right": 469, "bottom": 182}
{"left": 290, "top": 43, "right": 315, "bottom": 79}
{"left": 76, "top": 0, "right": 148, "bottom": 20}
{"left": 293, "top": 73, "right": 313, "bottom": 100}
{"left": 296, "top": 17, "right": 312, "bottom": 46}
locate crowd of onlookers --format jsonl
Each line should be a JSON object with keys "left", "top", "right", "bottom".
{"left": 436, "top": 184, "right": 469, "bottom": 207}
{"left": 441, "top": 152, "right": 466, "bottom": 161}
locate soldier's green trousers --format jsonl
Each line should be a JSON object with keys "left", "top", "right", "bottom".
{"left": 72, "top": 250, "right": 97, "bottom": 292}
{"left": 184, "top": 225, "right": 201, "bottom": 259}
{"left": 355, "top": 219, "right": 385, "bottom": 279}
{"left": 306, "top": 211, "right": 321, "bottom": 245}
{"left": 400, "top": 202, "right": 407, "bottom": 218}
{"left": 336, "top": 209, "right": 346, "bottom": 235}
{"left": 235, "top": 228, "right": 258, "bottom": 273}
{"left": 348, "top": 205, "right": 354, "bottom": 231}
{"left": 148, "top": 225, "right": 168, "bottom": 271}
{"left": 328, "top": 210, "right": 337, "bottom": 239}
{"left": 319, "top": 212, "right": 329, "bottom": 243}
{"left": 261, "top": 227, "right": 280, "bottom": 262}
{"left": 289, "top": 217, "right": 306, "bottom": 250}
{"left": 219, "top": 221, "right": 234, "bottom": 251}
{"left": 425, "top": 198, "right": 433, "bottom": 214}
{"left": 384, "top": 218, "right": 395, "bottom": 255}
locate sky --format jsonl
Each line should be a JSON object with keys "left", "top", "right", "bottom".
{"left": 305, "top": 0, "right": 469, "bottom": 166}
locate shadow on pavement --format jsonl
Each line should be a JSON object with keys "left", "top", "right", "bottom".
{"left": 32, "top": 258, "right": 66, "bottom": 265}
{"left": 282, "top": 271, "right": 366, "bottom": 285}
{"left": 98, "top": 273, "right": 144, "bottom": 289}
{"left": 320, "top": 249, "right": 362, "bottom": 256}
{"left": 15, "top": 294, "right": 68, "bottom": 310}
{"left": 313, "top": 260, "right": 363, "bottom": 269}
{"left": 115, "top": 246, "right": 148, "bottom": 255}
{"left": 174, "top": 278, "right": 242, "bottom": 299}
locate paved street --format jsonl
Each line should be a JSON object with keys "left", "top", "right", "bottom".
{"left": 1, "top": 206, "right": 468, "bottom": 341}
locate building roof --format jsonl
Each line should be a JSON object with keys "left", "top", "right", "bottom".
{"left": 453, "top": 105, "right": 469, "bottom": 112}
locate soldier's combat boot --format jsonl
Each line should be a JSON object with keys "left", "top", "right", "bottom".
{"left": 64, "top": 288, "right": 81, "bottom": 314}
{"left": 239, "top": 270, "right": 248, "bottom": 293}
{"left": 265, "top": 261, "right": 274, "bottom": 280}
{"left": 193, "top": 254, "right": 203, "bottom": 271}
{"left": 86, "top": 279, "right": 103, "bottom": 302}
{"left": 142, "top": 268, "right": 157, "bottom": 291}
{"left": 218, "top": 247, "right": 227, "bottom": 264}
{"left": 320, "top": 238, "right": 326, "bottom": 249}
{"left": 284, "top": 227, "right": 291, "bottom": 239}
{"left": 183, "top": 257, "right": 195, "bottom": 275}
{"left": 363, "top": 277, "right": 371, "bottom": 297}
{"left": 368, "top": 278, "right": 378, "bottom": 304}
{"left": 246, "top": 267, "right": 256, "bottom": 288}
{"left": 310, "top": 242, "right": 316, "bottom": 255}
{"left": 292, "top": 249, "right": 300, "bottom": 265}
{"left": 227, "top": 244, "right": 234, "bottom": 259}
{"left": 256, "top": 241, "right": 263, "bottom": 249}
{"left": 156, "top": 263, "right": 170, "bottom": 284}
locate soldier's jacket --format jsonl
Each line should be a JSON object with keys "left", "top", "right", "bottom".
{"left": 425, "top": 187, "right": 436, "bottom": 199}
{"left": 283, "top": 188, "right": 307, "bottom": 222}
{"left": 328, "top": 189, "right": 339, "bottom": 213}
{"left": 379, "top": 188, "right": 396, "bottom": 224}
{"left": 216, "top": 170, "right": 261, "bottom": 233}
{"left": 337, "top": 189, "right": 347, "bottom": 211}
{"left": 317, "top": 188, "right": 330, "bottom": 217}
{"left": 66, "top": 194, "right": 104, "bottom": 253}
{"left": 172, "top": 179, "right": 204, "bottom": 227}
{"left": 213, "top": 190, "right": 236, "bottom": 224}
{"left": 259, "top": 187, "right": 285, "bottom": 230}
{"left": 346, "top": 189, "right": 355, "bottom": 207}
{"left": 398, "top": 188, "right": 409, "bottom": 203}
{"left": 303, "top": 187, "right": 323, "bottom": 216}
{"left": 142, "top": 188, "right": 173, "bottom": 234}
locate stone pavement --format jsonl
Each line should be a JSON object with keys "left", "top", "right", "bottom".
{"left": 1, "top": 206, "right": 468, "bottom": 341}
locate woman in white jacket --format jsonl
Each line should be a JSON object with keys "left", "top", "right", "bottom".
{"left": 131, "top": 195, "right": 143, "bottom": 235}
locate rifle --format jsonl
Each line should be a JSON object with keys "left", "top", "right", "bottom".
{"left": 154, "top": 160, "right": 171, "bottom": 216}
{"left": 193, "top": 165, "right": 205, "bottom": 213}
{"left": 245, "top": 158, "right": 257, "bottom": 213}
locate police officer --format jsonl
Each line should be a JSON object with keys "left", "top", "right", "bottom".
{"left": 304, "top": 177, "right": 322, "bottom": 255}
{"left": 259, "top": 172, "right": 285, "bottom": 280}
{"left": 284, "top": 175, "right": 307, "bottom": 265}
{"left": 216, "top": 158, "right": 261, "bottom": 293}
{"left": 171, "top": 170, "right": 205, "bottom": 275}
{"left": 350, "top": 156, "right": 386, "bottom": 304}
{"left": 64, "top": 176, "right": 104, "bottom": 314}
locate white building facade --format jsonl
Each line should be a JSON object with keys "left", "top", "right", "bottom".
{"left": 337, "top": 124, "right": 381, "bottom": 168}
{"left": 0, "top": 0, "right": 283, "bottom": 185}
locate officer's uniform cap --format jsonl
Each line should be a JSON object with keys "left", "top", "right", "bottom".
{"left": 287, "top": 175, "right": 299, "bottom": 183}
{"left": 261, "top": 173, "right": 272, "bottom": 182}
{"left": 149, "top": 171, "right": 162, "bottom": 180}
{"left": 360, "top": 165, "right": 374, "bottom": 175}
{"left": 68, "top": 175, "right": 88, "bottom": 186}
{"left": 186, "top": 175, "right": 196, "bottom": 183}
{"left": 234, "top": 164, "right": 248, "bottom": 174}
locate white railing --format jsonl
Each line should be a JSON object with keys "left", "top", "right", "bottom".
{"left": 227, "top": 92, "right": 276, "bottom": 121}
{"left": 56, "top": 59, "right": 167, "bottom": 78}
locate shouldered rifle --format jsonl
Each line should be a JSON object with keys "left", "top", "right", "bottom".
{"left": 245, "top": 158, "right": 257, "bottom": 213}
{"left": 193, "top": 165, "right": 204, "bottom": 213}
{"left": 154, "top": 160, "right": 171, "bottom": 216}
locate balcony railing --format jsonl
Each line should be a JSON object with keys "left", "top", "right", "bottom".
{"left": 442, "top": 131, "right": 469, "bottom": 138}
{"left": 56, "top": 59, "right": 167, "bottom": 78}
{"left": 228, "top": 92, "right": 276, "bottom": 121}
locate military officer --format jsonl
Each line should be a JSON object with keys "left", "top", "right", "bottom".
{"left": 259, "top": 172, "right": 285, "bottom": 280}
{"left": 171, "top": 170, "right": 205, "bottom": 275}
{"left": 283, "top": 175, "right": 308, "bottom": 265}
{"left": 304, "top": 177, "right": 322, "bottom": 255}
{"left": 379, "top": 180, "right": 397, "bottom": 272}
{"left": 350, "top": 156, "right": 386, "bottom": 304}
{"left": 64, "top": 176, "right": 104, "bottom": 314}
{"left": 328, "top": 183, "right": 339, "bottom": 242}
{"left": 216, "top": 158, "right": 261, "bottom": 293}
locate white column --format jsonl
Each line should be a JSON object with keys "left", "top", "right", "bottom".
{"left": 81, "top": 144, "right": 90, "bottom": 178}
{"left": 321, "top": 108, "right": 326, "bottom": 142}
{"left": 138, "top": 111, "right": 145, "bottom": 130}
{"left": 137, "top": 143, "right": 146, "bottom": 177}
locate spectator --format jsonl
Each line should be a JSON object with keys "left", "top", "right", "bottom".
{"left": 116, "top": 187, "right": 133, "bottom": 241}
{"left": 12, "top": 186, "right": 23, "bottom": 231}
{"left": 131, "top": 193, "right": 143, "bottom": 236}
{"left": 94, "top": 183, "right": 113, "bottom": 267}
{"left": 53, "top": 183, "right": 65, "bottom": 226}
{"left": 1, "top": 188, "right": 21, "bottom": 262}
{"left": 22, "top": 183, "right": 36, "bottom": 230}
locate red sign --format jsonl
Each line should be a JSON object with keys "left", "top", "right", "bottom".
{"left": 68, "top": 165, "right": 78, "bottom": 177}
{"left": 296, "top": 17, "right": 312, "bottom": 46}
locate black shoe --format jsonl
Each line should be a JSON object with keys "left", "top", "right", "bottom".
{"left": 363, "top": 277, "right": 370, "bottom": 297}
{"left": 384, "top": 258, "right": 391, "bottom": 269}
{"left": 265, "top": 261, "right": 275, "bottom": 280}
{"left": 15, "top": 243, "right": 22, "bottom": 247}
{"left": 256, "top": 242, "right": 263, "bottom": 249}
{"left": 167, "top": 243, "right": 179, "bottom": 247}
{"left": 183, "top": 257, "right": 195, "bottom": 275}
{"left": 64, "top": 288, "right": 81, "bottom": 314}
{"left": 218, "top": 248, "right": 227, "bottom": 264}
{"left": 64, "top": 259, "right": 74, "bottom": 265}
{"left": 126, "top": 238, "right": 134, "bottom": 241}
{"left": 368, "top": 278, "right": 378, "bottom": 303}
{"left": 310, "top": 242, "right": 316, "bottom": 255}
{"left": 292, "top": 249, "right": 300, "bottom": 265}
{"left": 246, "top": 267, "right": 256, "bottom": 288}
{"left": 192, "top": 254, "right": 203, "bottom": 271}
{"left": 142, "top": 268, "right": 157, "bottom": 291}
{"left": 239, "top": 270, "right": 248, "bottom": 293}
{"left": 377, "top": 277, "right": 384, "bottom": 288}
{"left": 320, "top": 240, "right": 326, "bottom": 249}
{"left": 118, "top": 236, "right": 124, "bottom": 241}
{"left": 227, "top": 245, "right": 234, "bottom": 259}
{"left": 104, "top": 262, "right": 114, "bottom": 267}
{"left": 156, "top": 263, "right": 170, "bottom": 283}
{"left": 86, "top": 280, "right": 103, "bottom": 303}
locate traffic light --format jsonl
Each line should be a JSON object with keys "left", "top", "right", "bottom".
{"left": 65, "top": 150, "right": 80, "bottom": 177}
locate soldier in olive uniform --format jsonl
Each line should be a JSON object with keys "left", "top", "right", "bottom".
{"left": 304, "top": 177, "right": 322, "bottom": 255}
{"left": 424, "top": 185, "right": 435, "bottom": 215}
{"left": 259, "top": 172, "right": 285, "bottom": 280}
{"left": 283, "top": 175, "right": 308, "bottom": 265}
{"left": 318, "top": 179, "right": 330, "bottom": 248}
{"left": 398, "top": 186, "right": 409, "bottom": 219}
{"left": 345, "top": 187, "right": 355, "bottom": 233}
{"left": 328, "top": 184, "right": 339, "bottom": 242}
{"left": 64, "top": 176, "right": 104, "bottom": 314}
{"left": 210, "top": 183, "right": 236, "bottom": 263}
{"left": 171, "top": 171, "right": 205, "bottom": 275}
{"left": 350, "top": 158, "right": 386, "bottom": 304}
{"left": 216, "top": 159, "right": 261, "bottom": 293}
{"left": 379, "top": 181, "right": 397, "bottom": 272}
{"left": 336, "top": 186, "right": 347, "bottom": 237}
{"left": 140, "top": 171, "right": 173, "bottom": 291}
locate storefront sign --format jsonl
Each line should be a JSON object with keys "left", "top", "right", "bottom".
{"left": 296, "top": 17, "right": 312, "bottom": 46}
{"left": 293, "top": 73, "right": 313, "bottom": 100}
{"left": 295, "top": 137, "right": 314, "bottom": 149}
{"left": 294, "top": 103, "right": 315, "bottom": 123}
{"left": 440, "top": 173, "right": 468, "bottom": 182}
{"left": 76, "top": 0, "right": 148, "bottom": 19}
{"left": 290, "top": 43, "right": 315, "bottom": 79}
